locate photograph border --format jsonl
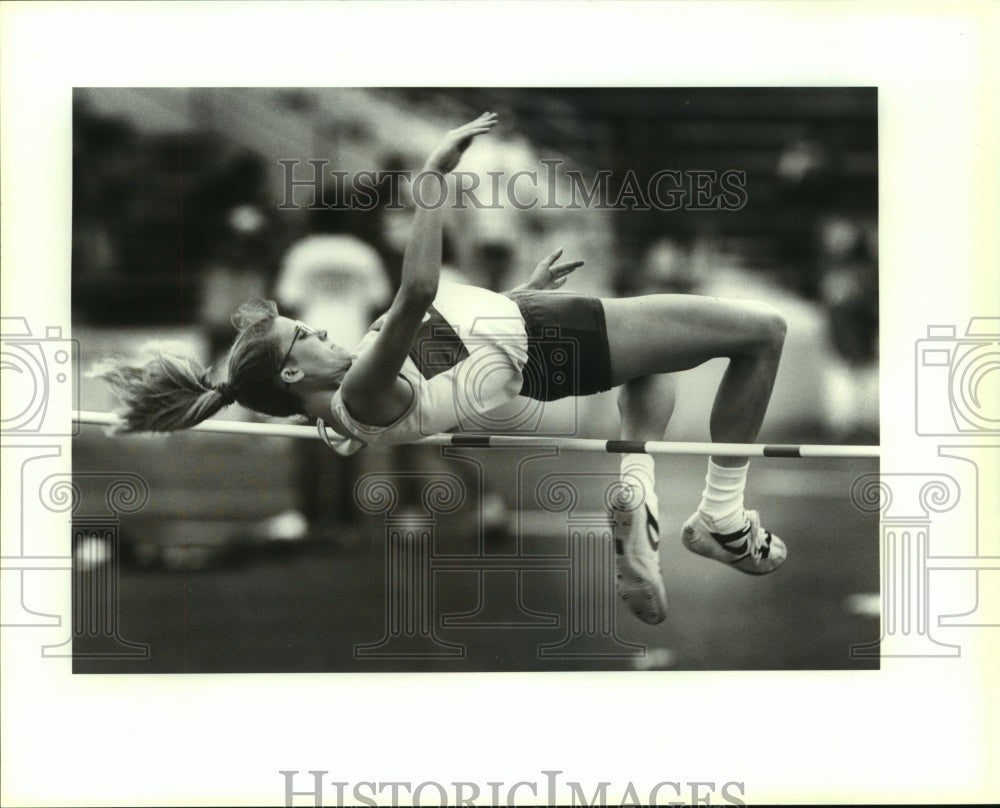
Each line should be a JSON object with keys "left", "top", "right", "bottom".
{"left": 2, "top": 2, "right": 997, "bottom": 806}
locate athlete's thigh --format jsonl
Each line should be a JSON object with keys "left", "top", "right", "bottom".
{"left": 601, "top": 294, "right": 780, "bottom": 385}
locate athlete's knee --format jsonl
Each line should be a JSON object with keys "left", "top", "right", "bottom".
{"left": 744, "top": 302, "right": 787, "bottom": 352}
{"left": 762, "top": 304, "right": 787, "bottom": 347}
{"left": 616, "top": 374, "right": 676, "bottom": 412}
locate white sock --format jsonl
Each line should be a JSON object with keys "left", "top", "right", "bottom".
{"left": 697, "top": 460, "right": 749, "bottom": 534}
{"left": 620, "top": 454, "right": 658, "bottom": 518}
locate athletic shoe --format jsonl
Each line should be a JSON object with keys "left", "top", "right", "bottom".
{"left": 681, "top": 509, "right": 787, "bottom": 575}
{"left": 613, "top": 499, "right": 667, "bottom": 624}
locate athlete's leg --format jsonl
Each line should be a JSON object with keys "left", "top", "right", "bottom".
{"left": 612, "top": 374, "right": 677, "bottom": 624}
{"left": 617, "top": 373, "right": 677, "bottom": 441}
{"left": 602, "top": 294, "right": 786, "bottom": 467}
{"left": 601, "top": 294, "right": 788, "bottom": 575}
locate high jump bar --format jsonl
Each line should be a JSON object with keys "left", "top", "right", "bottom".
{"left": 74, "top": 410, "right": 880, "bottom": 459}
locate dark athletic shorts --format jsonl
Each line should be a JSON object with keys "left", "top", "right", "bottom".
{"left": 505, "top": 290, "right": 614, "bottom": 401}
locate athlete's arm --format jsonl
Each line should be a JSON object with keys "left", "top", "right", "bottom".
{"left": 341, "top": 113, "right": 498, "bottom": 422}
{"left": 507, "top": 248, "right": 585, "bottom": 293}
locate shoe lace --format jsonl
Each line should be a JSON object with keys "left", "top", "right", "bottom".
{"left": 744, "top": 510, "right": 768, "bottom": 561}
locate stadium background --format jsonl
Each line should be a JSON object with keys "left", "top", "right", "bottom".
{"left": 70, "top": 87, "right": 879, "bottom": 672}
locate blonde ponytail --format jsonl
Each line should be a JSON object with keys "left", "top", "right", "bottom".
{"left": 96, "top": 299, "right": 306, "bottom": 433}
{"left": 94, "top": 350, "right": 235, "bottom": 433}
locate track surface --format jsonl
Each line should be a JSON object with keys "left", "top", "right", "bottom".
{"left": 74, "top": 454, "right": 880, "bottom": 673}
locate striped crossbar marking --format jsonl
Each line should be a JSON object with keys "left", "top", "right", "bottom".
{"left": 72, "top": 411, "right": 880, "bottom": 458}
{"left": 763, "top": 445, "right": 802, "bottom": 458}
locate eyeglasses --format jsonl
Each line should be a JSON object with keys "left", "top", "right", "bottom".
{"left": 278, "top": 321, "right": 317, "bottom": 373}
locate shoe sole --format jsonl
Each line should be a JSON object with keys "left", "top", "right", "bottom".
{"left": 616, "top": 558, "right": 667, "bottom": 624}
{"left": 614, "top": 505, "right": 667, "bottom": 624}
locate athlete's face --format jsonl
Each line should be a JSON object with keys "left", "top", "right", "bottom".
{"left": 273, "top": 316, "right": 352, "bottom": 387}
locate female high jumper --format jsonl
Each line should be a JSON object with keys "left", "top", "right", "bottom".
{"left": 100, "top": 112, "right": 788, "bottom": 625}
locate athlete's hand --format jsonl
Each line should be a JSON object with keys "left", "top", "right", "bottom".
{"left": 522, "top": 248, "right": 585, "bottom": 290}
{"left": 423, "top": 112, "right": 498, "bottom": 174}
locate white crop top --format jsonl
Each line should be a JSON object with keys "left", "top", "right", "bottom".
{"left": 325, "top": 281, "right": 529, "bottom": 454}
